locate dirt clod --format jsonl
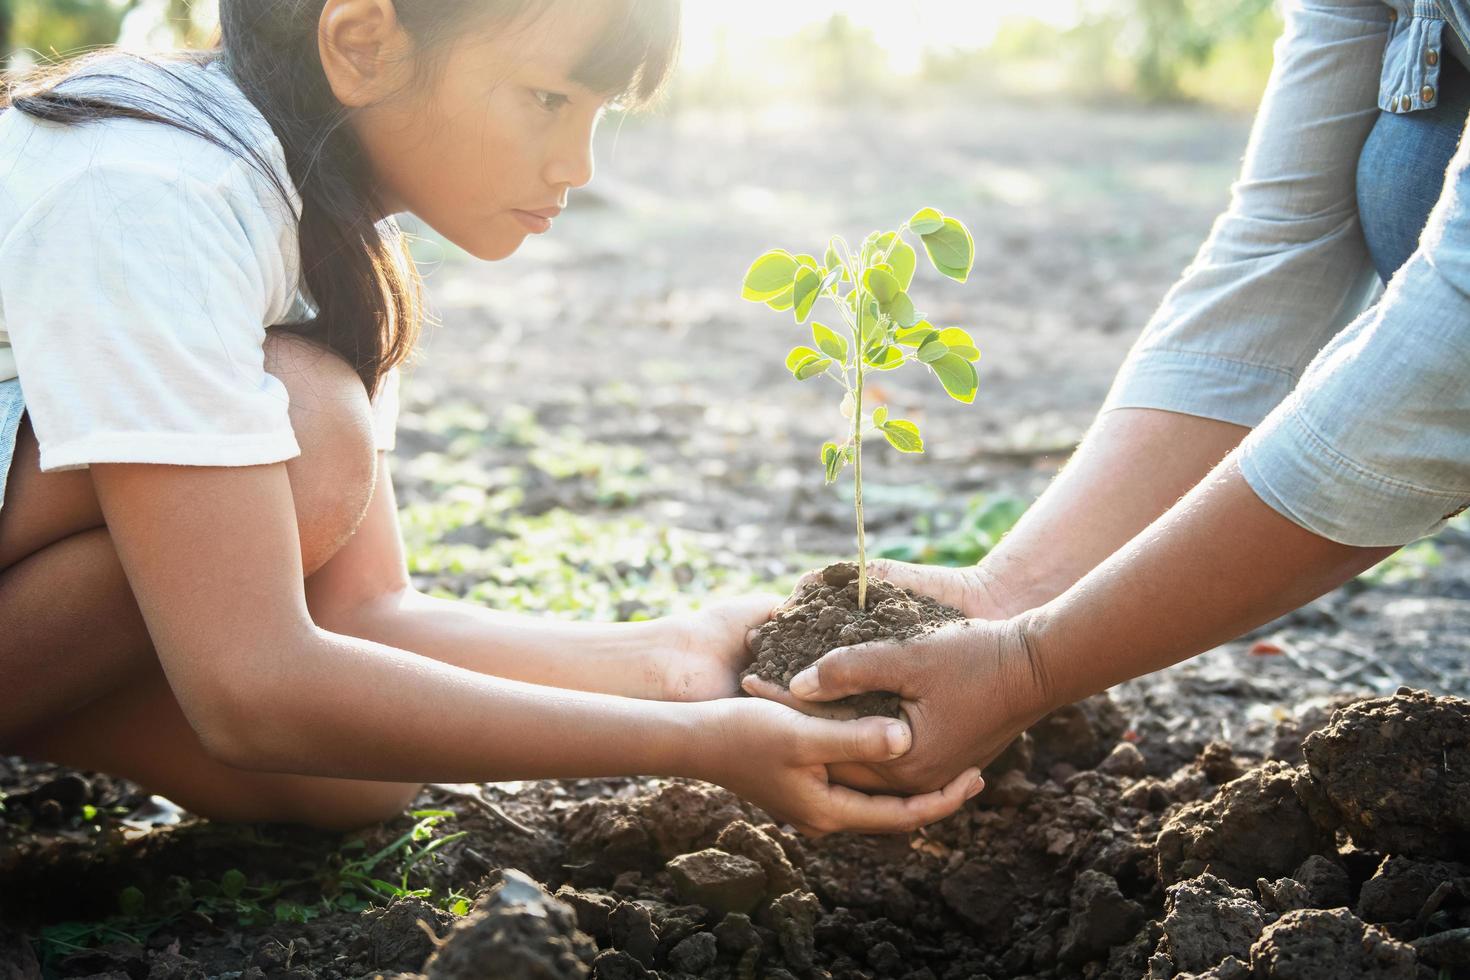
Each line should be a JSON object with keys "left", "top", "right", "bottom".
{"left": 666, "top": 849, "right": 768, "bottom": 916}
{"left": 1153, "top": 873, "right": 1265, "bottom": 975}
{"left": 1300, "top": 689, "right": 1470, "bottom": 859}
{"left": 1249, "top": 907, "right": 1416, "bottom": 979}
{"left": 424, "top": 870, "right": 595, "bottom": 980}
{"left": 1157, "top": 761, "right": 1333, "bottom": 888}
{"left": 1056, "top": 870, "right": 1147, "bottom": 965}
{"left": 359, "top": 898, "right": 452, "bottom": 973}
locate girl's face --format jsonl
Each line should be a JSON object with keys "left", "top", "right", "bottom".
{"left": 329, "top": 3, "right": 616, "bottom": 261}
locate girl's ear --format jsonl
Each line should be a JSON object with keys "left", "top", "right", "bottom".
{"left": 318, "top": 0, "right": 415, "bottom": 108}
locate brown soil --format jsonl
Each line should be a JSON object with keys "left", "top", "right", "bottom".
{"left": 743, "top": 563, "right": 966, "bottom": 717}
{"left": 7, "top": 690, "right": 1469, "bottom": 979}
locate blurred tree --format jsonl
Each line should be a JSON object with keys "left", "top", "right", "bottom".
{"left": 1081, "top": 0, "right": 1278, "bottom": 100}
{"left": 7, "top": 0, "right": 139, "bottom": 63}
{"left": 771, "top": 13, "right": 890, "bottom": 104}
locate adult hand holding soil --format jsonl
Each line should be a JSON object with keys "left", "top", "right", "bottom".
{"left": 756, "top": 454, "right": 1398, "bottom": 797}
{"left": 696, "top": 696, "right": 983, "bottom": 837}
{"left": 744, "top": 616, "right": 1054, "bottom": 796}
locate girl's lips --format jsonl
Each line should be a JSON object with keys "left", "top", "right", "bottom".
{"left": 511, "top": 209, "right": 553, "bottom": 233}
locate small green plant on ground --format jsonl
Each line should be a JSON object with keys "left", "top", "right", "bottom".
{"left": 742, "top": 207, "right": 980, "bottom": 609}
{"left": 34, "top": 810, "right": 470, "bottom": 966}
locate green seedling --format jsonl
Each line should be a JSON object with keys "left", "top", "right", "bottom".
{"left": 742, "top": 207, "right": 980, "bottom": 609}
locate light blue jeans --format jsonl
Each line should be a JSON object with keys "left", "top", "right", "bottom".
{"left": 1104, "top": 0, "right": 1470, "bottom": 546}
{"left": 0, "top": 379, "right": 24, "bottom": 516}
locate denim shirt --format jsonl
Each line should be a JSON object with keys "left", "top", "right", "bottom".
{"left": 1381, "top": 2, "right": 1470, "bottom": 111}
{"left": 1103, "top": 0, "right": 1470, "bottom": 547}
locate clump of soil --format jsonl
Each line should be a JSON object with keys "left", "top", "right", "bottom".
{"left": 424, "top": 870, "right": 596, "bottom": 980}
{"left": 743, "top": 562, "right": 966, "bottom": 717}
{"left": 1297, "top": 687, "right": 1470, "bottom": 860}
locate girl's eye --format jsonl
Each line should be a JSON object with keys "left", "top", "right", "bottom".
{"left": 532, "top": 90, "right": 570, "bottom": 112}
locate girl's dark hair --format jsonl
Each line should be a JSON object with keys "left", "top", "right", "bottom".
{"left": 0, "top": 1, "right": 680, "bottom": 397}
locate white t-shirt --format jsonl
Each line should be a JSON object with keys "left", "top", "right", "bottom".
{"left": 0, "top": 54, "right": 400, "bottom": 472}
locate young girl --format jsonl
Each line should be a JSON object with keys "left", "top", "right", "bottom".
{"left": 0, "top": 0, "right": 982, "bottom": 837}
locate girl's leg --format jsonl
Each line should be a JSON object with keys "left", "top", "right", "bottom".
{"left": 0, "top": 334, "right": 421, "bottom": 830}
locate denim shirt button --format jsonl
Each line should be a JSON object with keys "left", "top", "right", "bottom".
{"left": 1401, "top": 94, "right": 1414, "bottom": 110}
{"left": 1423, "top": 84, "right": 1437, "bottom": 102}
{"left": 1427, "top": 48, "right": 1440, "bottom": 66}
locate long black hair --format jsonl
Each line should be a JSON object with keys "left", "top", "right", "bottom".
{"left": 1, "top": 1, "right": 680, "bottom": 397}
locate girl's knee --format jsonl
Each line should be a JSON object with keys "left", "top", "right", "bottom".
{"left": 280, "top": 780, "right": 424, "bottom": 832}
{"left": 262, "top": 333, "right": 378, "bottom": 574}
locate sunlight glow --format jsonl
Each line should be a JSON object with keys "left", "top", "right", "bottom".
{"left": 679, "top": 1, "right": 1082, "bottom": 74}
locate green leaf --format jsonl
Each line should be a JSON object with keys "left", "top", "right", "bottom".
{"left": 931, "top": 352, "right": 979, "bottom": 403}
{"left": 863, "top": 266, "right": 902, "bottom": 310}
{"left": 882, "top": 419, "right": 925, "bottom": 453}
{"left": 822, "top": 442, "right": 844, "bottom": 483}
{"left": 889, "top": 240, "right": 917, "bottom": 290}
{"left": 872, "top": 405, "right": 889, "bottom": 427}
{"left": 795, "top": 253, "right": 820, "bottom": 270}
{"left": 889, "top": 291, "right": 920, "bottom": 327}
{"left": 895, "top": 322, "right": 937, "bottom": 347}
{"left": 765, "top": 283, "right": 795, "bottom": 311}
{"left": 937, "top": 326, "right": 974, "bottom": 347}
{"left": 864, "top": 345, "right": 905, "bottom": 370}
{"left": 936, "top": 326, "right": 982, "bottom": 363}
{"left": 785, "top": 346, "right": 821, "bottom": 372}
{"left": 917, "top": 336, "right": 950, "bottom": 363}
{"left": 120, "top": 886, "right": 146, "bottom": 917}
{"left": 824, "top": 241, "right": 849, "bottom": 281}
{"left": 742, "top": 249, "right": 799, "bottom": 301}
{"left": 795, "top": 356, "right": 834, "bottom": 381}
{"left": 221, "top": 869, "right": 247, "bottom": 899}
{"left": 909, "top": 207, "right": 944, "bottom": 235}
{"left": 792, "top": 266, "right": 821, "bottom": 324}
{"left": 920, "top": 217, "right": 975, "bottom": 283}
{"left": 811, "top": 322, "right": 848, "bottom": 360}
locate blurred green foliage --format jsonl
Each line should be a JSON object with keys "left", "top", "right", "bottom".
{"left": 4, "top": 0, "right": 135, "bottom": 60}
{"left": 2, "top": 0, "right": 207, "bottom": 66}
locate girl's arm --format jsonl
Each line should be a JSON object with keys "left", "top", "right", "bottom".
{"left": 303, "top": 454, "right": 772, "bottom": 702}
{"left": 93, "top": 459, "right": 975, "bottom": 834}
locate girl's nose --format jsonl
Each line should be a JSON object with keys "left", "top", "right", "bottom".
{"left": 545, "top": 128, "right": 595, "bottom": 190}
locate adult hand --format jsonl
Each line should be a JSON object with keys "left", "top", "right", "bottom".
{"left": 653, "top": 593, "right": 783, "bottom": 701}
{"left": 743, "top": 614, "right": 1056, "bottom": 796}
{"left": 695, "top": 696, "right": 984, "bottom": 837}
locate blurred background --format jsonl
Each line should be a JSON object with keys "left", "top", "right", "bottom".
{"left": 1, "top": 0, "right": 1281, "bottom": 107}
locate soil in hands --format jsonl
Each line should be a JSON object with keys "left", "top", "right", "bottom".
{"left": 742, "top": 562, "right": 966, "bottom": 718}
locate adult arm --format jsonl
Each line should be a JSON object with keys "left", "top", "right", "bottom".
{"left": 866, "top": 0, "right": 1393, "bottom": 620}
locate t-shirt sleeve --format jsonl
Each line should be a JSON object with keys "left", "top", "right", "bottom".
{"left": 0, "top": 157, "right": 301, "bottom": 472}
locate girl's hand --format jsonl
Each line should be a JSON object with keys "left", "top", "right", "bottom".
{"left": 652, "top": 594, "right": 784, "bottom": 701}
{"left": 690, "top": 697, "right": 983, "bottom": 837}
